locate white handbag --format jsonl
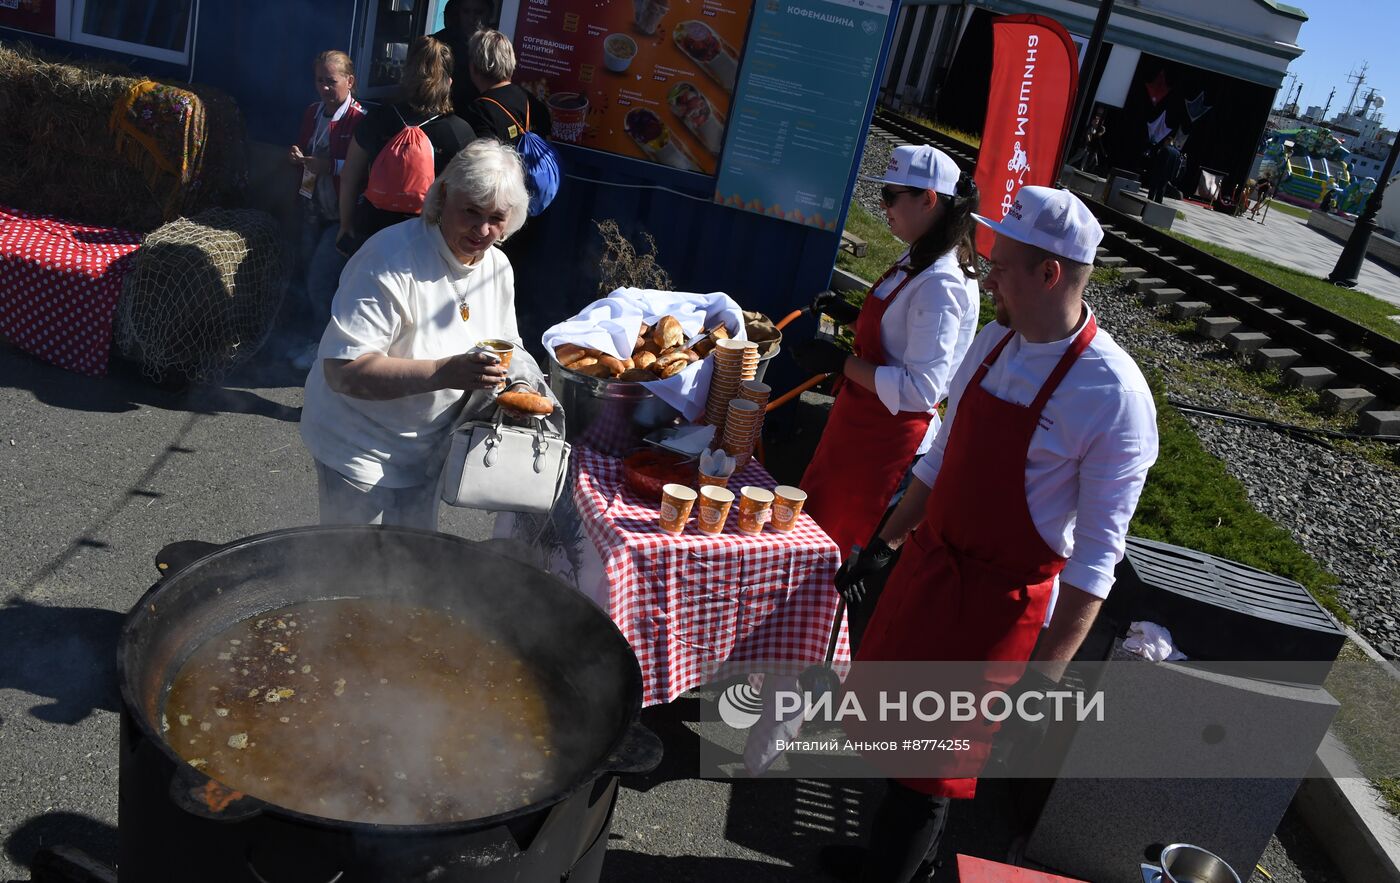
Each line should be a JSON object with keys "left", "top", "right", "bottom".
{"left": 441, "top": 406, "right": 571, "bottom": 514}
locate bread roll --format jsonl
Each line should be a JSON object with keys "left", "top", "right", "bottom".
{"left": 709, "top": 325, "right": 731, "bottom": 342}
{"left": 656, "top": 358, "right": 688, "bottom": 379}
{"left": 497, "top": 389, "right": 555, "bottom": 415}
{"left": 596, "top": 353, "right": 628, "bottom": 376}
{"left": 683, "top": 349, "right": 700, "bottom": 362}
{"left": 618, "top": 367, "right": 657, "bottom": 382}
{"left": 654, "top": 349, "right": 690, "bottom": 373}
{"left": 567, "top": 357, "right": 599, "bottom": 371}
{"left": 574, "top": 361, "right": 614, "bottom": 378}
{"left": 555, "top": 343, "right": 589, "bottom": 366}
{"left": 653, "top": 315, "right": 684, "bottom": 350}
{"left": 633, "top": 350, "right": 658, "bottom": 370}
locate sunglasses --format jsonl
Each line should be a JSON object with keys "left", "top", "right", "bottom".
{"left": 880, "top": 185, "right": 921, "bottom": 205}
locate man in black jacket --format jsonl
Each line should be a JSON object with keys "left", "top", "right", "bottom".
{"left": 432, "top": 0, "right": 498, "bottom": 114}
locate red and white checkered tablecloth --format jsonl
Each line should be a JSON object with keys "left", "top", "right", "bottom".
{"left": 571, "top": 446, "right": 851, "bottom": 706}
{"left": 0, "top": 206, "right": 143, "bottom": 376}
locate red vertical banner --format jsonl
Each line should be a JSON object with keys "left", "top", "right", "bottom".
{"left": 973, "top": 14, "right": 1080, "bottom": 257}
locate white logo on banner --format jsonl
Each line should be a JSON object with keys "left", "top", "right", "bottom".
{"left": 717, "top": 682, "right": 764, "bottom": 729}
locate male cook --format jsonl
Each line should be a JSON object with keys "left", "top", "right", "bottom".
{"left": 822, "top": 186, "right": 1159, "bottom": 883}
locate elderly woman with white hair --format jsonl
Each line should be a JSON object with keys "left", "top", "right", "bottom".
{"left": 460, "top": 28, "right": 551, "bottom": 148}
{"left": 300, "top": 139, "right": 548, "bottom": 529}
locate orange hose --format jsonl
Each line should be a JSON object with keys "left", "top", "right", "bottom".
{"left": 766, "top": 373, "right": 829, "bottom": 412}
{"left": 775, "top": 308, "right": 807, "bottom": 331}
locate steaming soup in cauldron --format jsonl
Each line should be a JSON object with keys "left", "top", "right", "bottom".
{"left": 162, "top": 599, "right": 558, "bottom": 824}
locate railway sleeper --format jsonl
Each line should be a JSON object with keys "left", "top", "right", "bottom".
{"left": 1359, "top": 410, "right": 1400, "bottom": 436}
{"left": 1130, "top": 276, "right": 1167, "bottom": 294}
{"left": 1251, "top": 348, "right": 1302, "bottom": 371}
{"left": 1226, "top": 331, "right": 1271, "bottom": 355}
{"left": 1285, "top": 366, "right": 1338, "bottom": 389}
{"left": 1144, "top": 287, "right": 1186, "bottom": 307}
{"left": 1321, "top": 388, "right": 1377, "bottom": 415}
{"left": 1196, "top": 316, "right": 1241, "bottom": 339}
{"left": 1170, "top": 301, "right": 1212, "bottom": 320}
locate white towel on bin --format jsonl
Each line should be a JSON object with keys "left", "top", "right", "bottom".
{"left": 1122, "top": 621, "right": 1188, "bottom": 662}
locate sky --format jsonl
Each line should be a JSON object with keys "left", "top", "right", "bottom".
{"left": 1285, "top": 0, "right": 1400, "bottom": 122}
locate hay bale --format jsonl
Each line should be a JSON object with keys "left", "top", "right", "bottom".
{"left": 0, "top": 42, "right": 247, "bottom": 231}
{"left": 115, "top": 209, "right": 285, "bottom": 383}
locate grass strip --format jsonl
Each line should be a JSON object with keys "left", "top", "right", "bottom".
{"left": 836, "top": 200, "right": 906, "bottom": 284}
{"left": 1264, "top": 200, "right": 1314, "bottom": 221}
{"left": 1169, "top": 231, "right": 1400, "bottom": 342}
{"left": 1324, "top": 643, "right": 1400, "bottom": 817}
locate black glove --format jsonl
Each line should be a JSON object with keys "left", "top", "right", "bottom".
{"left": 987, "top": 668, "right": 1059, "bottom": 775}
{"left": 834, "top": 537, "right": 896, "bottom": 606}
{"left": 812, "top": 290, "right": 861, "bottom": 326}
{"left": 793, "top": 339, "right": 850, "bottom": 377}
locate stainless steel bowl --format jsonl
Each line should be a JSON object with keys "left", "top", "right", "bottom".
{"left": 548, "top": 353, "right": 681, "bottom": 456}
{"left": 1154, "top": 843, "right": 1241, "bottom": 883}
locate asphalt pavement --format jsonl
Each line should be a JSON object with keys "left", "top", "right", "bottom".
{"left": 0, "top": 340, "right": 1349, "bottom": 882}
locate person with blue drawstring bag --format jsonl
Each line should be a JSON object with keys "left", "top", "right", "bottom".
{"left": 461, "top": 29, "right": 560, "bottom": 216}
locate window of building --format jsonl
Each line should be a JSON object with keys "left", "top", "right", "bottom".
{"left": 70, "top": 0, "right": 195, "bottom": 64}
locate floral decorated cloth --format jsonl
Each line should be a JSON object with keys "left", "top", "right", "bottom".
{"left": 0, "top": 205, "right": 142, "bottom": 376}
{"left": 109, "top": 79, "right": 209, "bottom": 219}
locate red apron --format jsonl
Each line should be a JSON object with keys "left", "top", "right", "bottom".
{"left": 856, "top": 315, "right": 1098, "bottom": 798}
{"left": 801, "top": 266, "right": 933, "bottom": 558}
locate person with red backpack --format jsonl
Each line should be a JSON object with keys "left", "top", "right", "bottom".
{"left": 336, "top": 36, "right": 475, "bottom": 257}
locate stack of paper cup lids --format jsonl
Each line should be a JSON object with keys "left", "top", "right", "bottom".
{"left": 705, "top": 339, "right": 760, "bottom": 426}
{"left": 721, "top": 398, "right": 762, "bottom": 463}
{"left": 736, "top": 380, "right": 771, "bottom": 456}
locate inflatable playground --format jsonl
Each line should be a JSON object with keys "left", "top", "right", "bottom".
{"left": 1257, "top": 126, "right": 1355, "bottom": 209}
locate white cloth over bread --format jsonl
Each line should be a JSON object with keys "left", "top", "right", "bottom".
{"left": 541, "top": 288, "right": 748, "bottom": 421}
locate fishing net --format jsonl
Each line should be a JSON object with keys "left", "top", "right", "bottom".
{"left": 115, "top": 209, "right": 285, "bottom": 383}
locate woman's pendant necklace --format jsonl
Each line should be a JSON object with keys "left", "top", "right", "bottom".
{"left": 459, "top": 303, "right": 470, "bottom": 323}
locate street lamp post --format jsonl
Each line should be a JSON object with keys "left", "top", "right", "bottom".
{"left": 1327, "top": 133, "right": 1400, "bottom": 287}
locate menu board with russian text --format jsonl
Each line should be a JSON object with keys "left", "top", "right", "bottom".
{"left": 513, "top": 0, "right": 755, "bottom": 175}
{"left": 713, "top": 0, "right": 892, "bottom": 230}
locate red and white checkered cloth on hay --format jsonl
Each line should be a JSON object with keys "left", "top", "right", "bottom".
{"left": 0, "top": 206, "right": 142, "bottom": 376}
{"left": 572, "top": 446, "right": 851, "bottom": 706}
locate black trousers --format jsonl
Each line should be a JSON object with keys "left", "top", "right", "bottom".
{"left": 861, "top": 780, "right": 953, "bottom": 882}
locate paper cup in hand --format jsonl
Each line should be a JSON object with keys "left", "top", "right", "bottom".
{"left": 736, "top": 486, "right": 774, "bottom": 534}
{"left": 659, "top": 483, "right": 697, "bottom": 533}
{"left": 771, "top": 485, "right": 807, "bottom": 532}
{"left": 476, "top": 338, "right": 515, "bottom": 370}
{"left": 696, "top": 485, "right": 734, "bottom": 534}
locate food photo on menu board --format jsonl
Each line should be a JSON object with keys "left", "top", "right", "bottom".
{"left": 511, "top": 0, "right": 753, "bottom": 174}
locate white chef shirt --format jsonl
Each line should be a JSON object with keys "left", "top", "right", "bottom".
{"left": 867, "top": 249, "right": 980, "bottom": 454}
{"left": 300, "top": 217, "right": 522, "bottom": 487}
{"left": 911, "top": 306, "right": 1158, "bottom": 605}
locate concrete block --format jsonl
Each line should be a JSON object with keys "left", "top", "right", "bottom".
{"left": 1118, "top": 266, "right": 1148, "bottom": 281}
{"left": 1287, "top": 319, "right": 1308, "bottom": 327}
{"left": 1321, "top": 388, "right": 1376, "bottom": 414}
{"left": 1130, "top": 276, "right": 1167, "bottom": 294}
{"left": 1098, "top": 254, "right": 1127, "bottom": 269}
{"left": 1252, "top": 348, "right": 1302, "bottom": 371}
{"left": 1226, "top": 331, "right": 1270, "bottom": 354}
{"left": 1144, "top": 287, "right": 1187, "bottom": 306}
{"left": 1240, "top": 295, "right": 1261, "bottom": 305}
{"left": 1218, "top": 285, "right": 1239, "bottom": 294}
{"left": 1315, "top": 332, "right": 1336, "bottom": 343}
{"left": 1141, "top": 201, "right": 1176, "bottom": 228}
{"left": 1348, "top": 350, "right": 1372, "bottom": 361}
{"left": 1170, "top": 301, "right": 1212, "bottom": 320}
{"left": 1359, "top": 411, "right": 1400, "bottom": 435}
{"left": 1197, "top": 316, "right": 1241, "bottom": 339}
{"left": 1384, "top": 366, "right": 1400, "bottom": 378}
{"left": 1285, "top": 366, "right": 1337, "bottom": 389}
{"left": 1264, "top": 308, "right": 1285, "bottom": 317}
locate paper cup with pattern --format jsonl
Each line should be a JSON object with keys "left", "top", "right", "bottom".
{"left": 771, "top": 485, "right": 807, "bottom": 532}
{"left": 698, "top": 471, "right": 730, "bottom": 489}
{"left": 696, "top": 485, "right": 735, "bottom": 534}
{"left": 736, "top": 486, "right": 774, "bottom": 534}
{"left": 475, "top": 338, "right": 515, "bottom": 369}
{"left": 659, "top": 483, "right": 697, "bottom": 533}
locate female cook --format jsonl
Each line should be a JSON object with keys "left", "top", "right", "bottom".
{"left": 795, "top": 144, "right": 980, "bottom": 561}
{"left": 300, "top": 140, "right": 552, "bottom": 530}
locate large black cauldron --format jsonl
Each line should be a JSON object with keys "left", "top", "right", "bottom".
{"left": 117, "top": 527, "right": 660, "bottom": 882}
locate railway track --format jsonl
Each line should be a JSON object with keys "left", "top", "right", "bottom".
{"left": 868, "top": 108, "right": 1400, "bottom": 435}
